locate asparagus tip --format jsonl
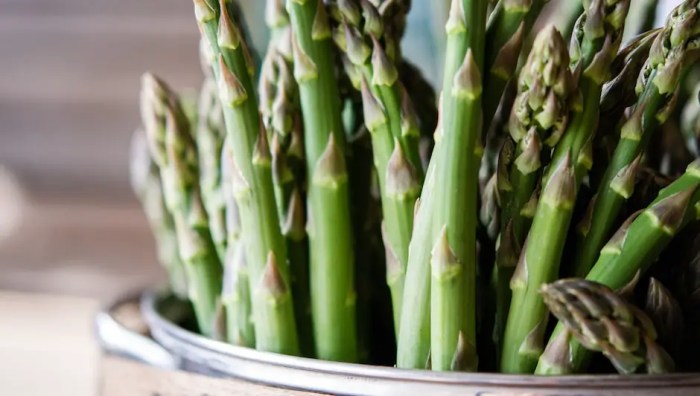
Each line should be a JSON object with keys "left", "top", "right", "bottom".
{"left": 452, "top": 49, "right": 482, "bottom": 99}
{"left": 430, "top": 225, "right": 461, "bottom": 280}
{"left": 261, "top": 252, "right": 289, "bottom": 301}
{"left": 450, "top": 331, "right": 478, "bottom": 372}
{"left": 218, "top": 0, "right": 242, "bottom": 50}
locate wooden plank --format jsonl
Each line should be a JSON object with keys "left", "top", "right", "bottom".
{"left": 100, "top": 355, "right": 324, "bottom": 396}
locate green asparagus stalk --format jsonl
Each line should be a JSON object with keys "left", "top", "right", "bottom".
{"left": 194, "top": 0, "right": 299, "bottom": 355}
{"left": 329, "top": 0, "right": 423, "bottom": 335}
{"left": 571, "top": 2, "right": 700, "bottom": 277}
{"left": 397, "top": 0, "right": 487, "bottom": 370}
{"left": 482, "top": 0, "right": 546, "bottom": 134}
{"left": 429, "top": 0, "right": 487, "bottom": 370}
{"left": 478, "top": 0, "right": 546, "bottom": 190}
{"left": 266, "top": 0, "right": 291, "bottom": 46}
{"left": 196, "top": 77, "right": 228, "bottom": 262}
{"left": 373, "top": 0, "right": 412, "bottom": 45}
{"left": 680, "top": 79, "right": 700, "bottom": 157}
{"left": 500, "top": 0, "right": 631, "bottom": 373}
{"left": 397, "top": 60, "right": 439, "bottom": 164}
{"left": 588, "top": 29, "right": 659, "bottom": 186}
{"left": 286, "top": 0, "right": 357, "bottom": 362}
{"left": 645, "top": 277, "right": 684, "bottom": 359}
{"left": 536, "top": 159, "right": 700, "bottom": 374}
{"left": 541, "top": 278, "right": 675, "bottom": 374}
{"left": 491, "top": 25, "right": 574, "bottom": 359}
{"left": 259, "top": 18, "right": 313, "bottom": 355}
{"left": 668, "top": 223, "right": 700, "bottom": 371}
{"left": 220, "top": 137, "right": 255, "bottom": 346}
{"left": 539, "top": 1, "right": 583, "bottom": 48}
{"left": 621, "top": 0, "right": 658, "bottom": 45}
{"left": 140, "top": 73, "right": 223, "bottom": 337}
{"left": 598, "top": 29, "right": 659, "bottom": 131}
{"left": 129, "top": 129, "right": 189, "bottom": 299}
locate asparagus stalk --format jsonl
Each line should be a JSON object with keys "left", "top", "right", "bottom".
{"left": 129, "top": 129, "right": 189, "bottom": 299}
{"left": 491, "top": 25, "right": 574, "bottom": 358}
{"left": 680, "top": 78, "right": 700, "bottom": 157}
{"left": 196, "top": 77, "right": 228, "bottom": 262}
{"left": 397, "top": 60, "right": 439, "bottom": 164}
{"left": 621, "top": 0, "right": 658, "bottom": 45}
{"left": 588, "top": 29, "right": 659, "bottom": 186}
{"left": 541, "top": 278, "right": 675, "bottom": 374}
{"left": 429, "top": 0, "right": 487, "bottom": 371}
{"left": 543, "top": 0, "right": 584, "bottom": 48}
{"left": 194, "top": 0, "right": 299, "bottom": 355}
{"left": 645, "top": 277, "right": 684, "bottom": 359}
{"left": 140, "top": 74, "right": 223, "bottom": 337}
{"left": 220, "top": 137, "right": 255, "bottom": 346}
{"left": 286, "top": 0, "right": 357, "bottom": 362}
{"left": 500, "top": 0, "right": 631, "bottom": 373}
{"left": 536, "top": 159, "right": 700, "bottom": 374}
{"left": 330, "top": 0, "right": 423, "bottom": 335}
{"left": 482, "top": 0, "right": 546, "bottom": 133}
{"left": 266, "top": 0, "right": 291, "bottom": 46}
{"left": 397, "top": 0, "right": 487, "bottom": 370}
{"left": 259, "top": 16, "right": 313, "bottom": 355}
{"left": 572, "top": 2, "right": 700, "bottom": 277}
{"left": 598, "top": 29, "right": 659, "bottom": 132}
{"left": 478, "top": 0, "right": 547, "bottom": 190}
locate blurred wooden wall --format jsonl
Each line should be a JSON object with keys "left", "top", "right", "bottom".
{"left": 0, "top": 0, "right": 439, "bottom": 204}
{"left": 0, "top": 0, "right": 265, "bottom": 202}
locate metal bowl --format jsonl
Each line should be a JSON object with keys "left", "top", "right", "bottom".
{"left": 94, "top": 290, "right": 178, "bottom": 369}
{"left": 136, "top": 288, "right": 700, "bottom": 395}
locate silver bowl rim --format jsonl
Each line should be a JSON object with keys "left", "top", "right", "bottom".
{"left": 140, "top": 287, "right": 700, "bottom": 391}
{"left": 94, "top": 288, "right": 179, "bottom": 368}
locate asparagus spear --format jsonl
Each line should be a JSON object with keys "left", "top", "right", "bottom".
{"left": 491, "top": 25, "right": 575, "bottom": 359}
{"left": 572, "top": 2, "right": 700, "bottom": 277}
{"left": 286, "top": 0, "right": 357, "bottom": 362}
{"left": 541, "top": 278, "right": 675, "bottom": 374}
{"left": 680, "top": 78, "right": 700, "bottom": 157}
{"left": 396, "top": 0, "right": 488, "bottom": 371}
{"left": 645, "top": 277, "right": 684, "bottom": 359}
{"left": 329, "top": 0, "right": 423, "bottom": 335}
{"left": 265, "top": 0, "right": 291, "bottom": 46}
{"left": 194, "top": 0, "right": 299, "bottom": 355}
{"left": 397, "top": 60, "right": 439, "bottom": 164}
{"left": 500, "top": 0, "right": 631, "bottom": 373}
{"left": 549, "top": 0, "right": 584, "bottom": 41}
{"left": 220, "top": 137, "right": 255, "bottom": 346}
{"left": 587, "top": 29, "right": 659, "bottom": 187}
{"left": 196, "top": 77, "right": 228, "bottom": 262}
{"left": 621, "top": 0, "right": 658, "bottom": 45}
{"left": 259, "top": 12, "right": 313, "bottom": 354}
{"left": 668, "top": 223, "right": 700, "bottom": 371}
{"left": 478, "top": 0, "right": 547, "bottom": 191}
{"left": 140, "top": 73, "right": 223, "bottom": 337}
{"left": 130, "top": 129, "right": 189, "bottom": 299}
{"left": 482, "top": 0, "right": 546, "bottom": 134}
{"left": 536, "top": 159, "right": 700, "bottom": 374}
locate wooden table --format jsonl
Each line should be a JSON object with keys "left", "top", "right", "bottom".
{"left": 0, "top": 291, "right": 99, "bottom": 396}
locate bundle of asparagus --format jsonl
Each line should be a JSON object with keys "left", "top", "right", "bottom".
{"left": 131, "top": 0, "right": 700, "bottom": 374}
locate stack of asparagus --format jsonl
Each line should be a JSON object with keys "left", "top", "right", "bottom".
{"left": 132, "top": 0, "right": 700, "bottom": 374}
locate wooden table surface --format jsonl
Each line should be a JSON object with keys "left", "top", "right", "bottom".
{"left": 0, "top": 291, "right": 99, "bottom": 396}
